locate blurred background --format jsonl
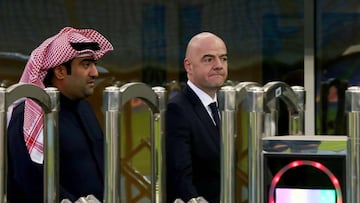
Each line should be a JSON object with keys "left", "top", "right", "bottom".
{"left": 2, "top": 0, "right": 360, "bottom": 202}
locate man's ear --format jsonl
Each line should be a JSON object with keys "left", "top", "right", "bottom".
{"left": 53, "top": 65, "right": 67, "bottom": 79}
{"left": 184, "top": 58, "right": 191, "bottom": 73}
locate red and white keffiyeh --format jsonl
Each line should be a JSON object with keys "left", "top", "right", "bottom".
{"left": 18, "top": 27, "right": 113, "bottom": 163}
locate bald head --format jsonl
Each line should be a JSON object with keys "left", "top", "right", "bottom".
{"left": 184, "top": 32, "right": 228, "bottom": 98}
{"left": 185, "top": 32, "right": 226, "bottom": 58}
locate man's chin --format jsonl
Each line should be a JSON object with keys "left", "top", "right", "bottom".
{"left": 84, "top": 89, "right": 95, "bottom": 98}
{"left": 213, "top": 81, "right": 225, "bottom": 88}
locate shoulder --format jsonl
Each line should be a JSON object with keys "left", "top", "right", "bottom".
{"left": 12, "top": 102, "right": 25, "bottom": 115}
{"left": 168, "top": 85, "right": 198, "bottom": 106}
{"left": 8, "top": 102, "right": 25, "bottom": 125}
{"left": 167, "top": 90, "right": 192, "bottom": 112}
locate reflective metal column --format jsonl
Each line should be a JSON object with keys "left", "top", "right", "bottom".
{"left": 103, "top": 86, "right": 121, "bottom": 203}
{"left": 245, "top": 86, "right": 264, "bottom": 203}
{"left": 218, "top": 82, "right": 262, "bottom": 203}
{"left": 2, "top": 83, "right": 59, "bottom": 203}
{"left": 346, "top": 86, "right": 360, "bottom": 203}
{"left": 290, "top": 86, "right": 306, "bottom": 135}
{"left": 43, "top": 87, "right": 60, "bottom": 203}
{"left": 103, "top": 82, "right": 166, "bottom": 203}
{"left": 218, "top": 85, "right": 236, "bottom": 203}
{"left": 0, "top": 87, "right": 6, "bottom": 203}
{"left": 152, "top": 86, "right": 167, "bottom": 203}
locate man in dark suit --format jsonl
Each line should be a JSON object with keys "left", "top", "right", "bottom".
{"left": 166, "top": 32, "right": 228, "bottom": 203}
{"left": 7, "top": 27, "right": 113, "bottom": 202}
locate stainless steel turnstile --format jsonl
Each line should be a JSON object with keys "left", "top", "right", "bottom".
{"left": 103, "top": 82, "right": 166, "bottom": 203}
{"left": 0, "top": 83, "right": 59, "bottom": 203}
{"left": 219, "top": 82, "right": 261, "bottom": 203}
{"left": 218, "top": 81, "right": 360, "bottom": 203}
{"left": 261, "top": 83, "right": 353, "bottom": 203}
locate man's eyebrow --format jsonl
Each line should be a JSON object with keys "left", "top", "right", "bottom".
{"left": 201, "top": 54, "right": 215, "bottom": 59}
{"left": 80, "top": 59, "right": 97, "bottom": 63}
{"left": 201, "top": 54, "right": 227, "bottom": 58}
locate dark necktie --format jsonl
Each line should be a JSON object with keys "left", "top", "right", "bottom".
{"left": 209, "top": 102, "right": 220, "bottom": 128}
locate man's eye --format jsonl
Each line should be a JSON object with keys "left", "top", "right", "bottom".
{"left": 82, "top": 61, "right": 96, "bottom": 68}
{"left": 221, "top": 56, "right": 228, "bottom": 62}
{"left": 204, "top": 57, "right": 213, "bottom": 63}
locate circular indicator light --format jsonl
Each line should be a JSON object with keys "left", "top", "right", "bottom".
{"left": 268, "top": 160, "right": 342, "bottom": 203}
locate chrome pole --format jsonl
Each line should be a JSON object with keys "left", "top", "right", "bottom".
{"left": 103, "top": 86, "right": 121, "bottom": 203}
{"left": 245, "top": 86, "right": 264, "bottom": 203}
{"left": 43, "top": 87, "right": 60, "bottom": 203}
{"left": 290, "top": 86, "right": 306, "bottom": 135}
{"left": 346, "top": 86, "right": 360, "bottom": 203}
{"left": 0, "top": 87, "right": 5, "bottom": 203}
{"left": 152, "top": 86, "right": 167, "bottom": 203}
{"left": 218, "top": 85, "right": 236, "bottom": 203}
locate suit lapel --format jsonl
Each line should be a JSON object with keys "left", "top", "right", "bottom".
{"left": 183, "top": 85, "right": 220, "bottom": 147}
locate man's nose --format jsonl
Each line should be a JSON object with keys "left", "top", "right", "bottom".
{"left": 90, "top": 64, "right": 99, "bottom": 77}
{"left": 214, "top": 57, "right": 224, "bottom": 68}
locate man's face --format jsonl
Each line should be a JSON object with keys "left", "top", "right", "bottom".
{"left": 63, "top": 56, "right": 99, "bottom": 100}
{"left": 185, "top": 35, "right": 228, "bottom": 96}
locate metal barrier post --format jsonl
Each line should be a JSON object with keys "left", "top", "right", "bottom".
{"left": 218, "top": 82, "right": 261, "bottom": 203}
{"left": 218, "top": 85, "right": 236, "bottom": 203}
{"left": 4, "top": 83, "right": 59, "bottom": 203}
{"left": 43, "top": 87, "right": 60, "bottom": 203}
{"left": 245, "top": 86, "right": 264, "bottom": 203}
{"left": 103, "top": 86, "right": 121, "bottom": 203}
{"left": 103, "top": 82, "right": 165, "bottom": 203}
{"left": 346, "top": 86, "right": 360, "bottom": 203}
{"left": 289, "top": 86, "right": 306, "bottom": 135}
{"left": 152, "top": 86, "right": 167, "bottom": 203}
{"left": 0, "top": 87, "right": 6, "bottom": 203}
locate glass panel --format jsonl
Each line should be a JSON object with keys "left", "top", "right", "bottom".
{"left": 0, "top": 1, "right": 306, "bottom": 202}
{"left": 315, "top": 0, "right": 360, "bottom": 135}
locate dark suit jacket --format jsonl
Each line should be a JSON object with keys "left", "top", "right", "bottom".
{"left": 7, "top": 94, "right": 104, "bottom": 203}
{"left": 166, "top": 85, "right": 220, "bottom": 203}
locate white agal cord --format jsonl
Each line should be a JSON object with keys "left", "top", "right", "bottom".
{"left": 61, "top": 194, "right": 101, "bottom": 203}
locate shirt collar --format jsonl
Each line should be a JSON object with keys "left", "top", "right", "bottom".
{"left": 187, "top": 80, "right": 217, "bottom": 107}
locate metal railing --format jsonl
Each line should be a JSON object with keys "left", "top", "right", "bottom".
{"left": 0, "top": 83, "right": 59, "bottom": 203}
{"left": 103, "top": 82, "right": 166, "bottom": 203}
